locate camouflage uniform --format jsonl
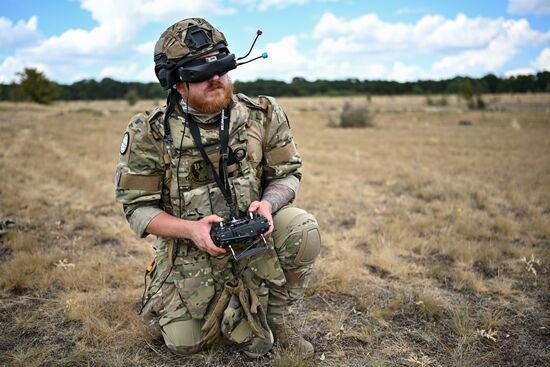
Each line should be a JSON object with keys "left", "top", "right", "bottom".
{"left": 115, "top": 93, "right": 321, "bottom": 357}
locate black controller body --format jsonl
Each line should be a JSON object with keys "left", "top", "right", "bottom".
{"left": 210, "top": 214, "right": 269, "bottom": 248}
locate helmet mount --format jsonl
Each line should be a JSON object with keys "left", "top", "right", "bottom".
{"left": 184, "top": 26, "right": 214, "bottom": 52}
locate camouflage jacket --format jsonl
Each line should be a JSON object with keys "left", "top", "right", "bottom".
{"left": 115, "top": 93, "right": 302, "bottom": 238}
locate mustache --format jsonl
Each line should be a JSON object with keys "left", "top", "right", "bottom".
{"left": 207, "top": 80, "right": 225, "bottom": 91}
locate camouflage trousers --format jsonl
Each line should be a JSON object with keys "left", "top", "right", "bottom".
{"left": 141, "top": 206, "right": 321, "bottom": 357}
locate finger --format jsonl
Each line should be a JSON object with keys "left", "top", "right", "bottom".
{"left": 248, "top": 201, "right": 260, "bottom": 212}
{"left": 265, "top": 223, "right": 274, "bottom": 238}
{"left": 207, "top": 245, "right": 226, "bottom": 256}
{"left": 204, "top": 238, "right": 226, "bottom": 256}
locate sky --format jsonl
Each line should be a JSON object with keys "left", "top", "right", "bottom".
{"left": 1, "top": 0, "right": 550, "bottom": 84}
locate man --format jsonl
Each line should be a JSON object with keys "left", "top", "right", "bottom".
{"left": 115, "top": 18, "right": 321, "bottom": 359}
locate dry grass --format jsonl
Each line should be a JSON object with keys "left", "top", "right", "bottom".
{"left": 1, "top": 93, "right": 549, "bottom": 366}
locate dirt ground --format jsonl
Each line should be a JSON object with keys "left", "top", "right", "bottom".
{"left": 0, "top": 94, "right": 549, "bottom": 366}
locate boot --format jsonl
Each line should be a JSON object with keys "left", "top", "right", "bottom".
{"left": 269, "top": 321, "right": 314, "bottom": 359}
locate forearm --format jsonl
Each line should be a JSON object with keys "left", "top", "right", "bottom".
{"left": 261, "top": 176, "right": 299, "bottom": 213}
{"left": 145, "top": 211, "right": 195, "bottom": 239}
{"left": 145, "top": 211, "right": 226, "bottom": 256}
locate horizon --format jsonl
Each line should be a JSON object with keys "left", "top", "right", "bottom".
{"left": 8, "top": 70, "right": 547, "bottom": 86}
{"left": 1, "top": 0, "right": 550, "bottom": 84}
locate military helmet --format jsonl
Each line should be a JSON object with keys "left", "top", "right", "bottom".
{"left": 154, "top": 18, "right": 237, "bottom": 88}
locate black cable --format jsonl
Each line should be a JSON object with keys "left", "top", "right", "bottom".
{"left": 138, "top": 264, "right": 173, "bottom": 315}
{"left": 176, "top": 88, "right": 188, "bottom": 220}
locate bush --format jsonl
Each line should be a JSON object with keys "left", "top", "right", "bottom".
{"left": 335, "top": 102, "right": 374, "bottom": 128}
{"left": 426, "top": 93, "right": 448, "bottom": 106}
{"left": 475, "top": 94, "right": 486, "bottom": 109}
{"left": 125, "top": 89, "right": 139, "bottom": 106}
{"left": 459, "top": 78, "right": 486, "bottom": 110}
{"left": 18, "top": 68, "right": 59, "bottom": 104}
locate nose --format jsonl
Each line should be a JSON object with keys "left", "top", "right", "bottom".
{"left": 209, "top": 73, "right": 221, "bottom": 81}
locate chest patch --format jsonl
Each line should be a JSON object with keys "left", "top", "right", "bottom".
{"left": 190, "top": 160, "right": 210, "bottom": 184}
{"left": 120, "top": 132, "right": 129, "bottom": 155}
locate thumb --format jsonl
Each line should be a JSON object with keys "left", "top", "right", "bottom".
{"left": 248, "top": 201, "right": 260, "bottom": 212}
{"left": 205, "top": 214, "right": 224, "bottom": 224}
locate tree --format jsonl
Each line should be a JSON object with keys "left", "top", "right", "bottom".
{"left": 482, "top": 73, "right": 500, "bottom": 93}
{"left": 17, "top": 68, "right": 59, "bottom": 104}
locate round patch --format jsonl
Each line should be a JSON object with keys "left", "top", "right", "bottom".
{"left": 120, "top": 132, "right": 129, "bottom": 155}
{"left": 233, "top": 147, "right": 246, "bottom": 162}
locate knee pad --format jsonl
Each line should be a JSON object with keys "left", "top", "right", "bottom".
{"left": 159, "top": 311, "right": 204, "bottom": 355}
{"left": 272, "top": 207, "right": 321, "bottom": 266}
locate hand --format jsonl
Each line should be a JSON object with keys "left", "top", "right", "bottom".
{"left": 188, "top": 215, "right": 226, "bottom": 256}
{"left": 248, "top": 200, "right": 274, "bottom": 238}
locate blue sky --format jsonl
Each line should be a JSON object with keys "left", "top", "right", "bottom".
{"left": 1, "top": 0, "right": 549, "bottom": 84}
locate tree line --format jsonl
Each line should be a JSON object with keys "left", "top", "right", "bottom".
{"left": 1, "top": 68, "right": 549, "bottom": 104}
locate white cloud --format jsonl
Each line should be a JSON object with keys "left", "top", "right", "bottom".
{"left": 431, "top": 40, "right": 518, "bottom": 77}
{"left": 310, "top": 12, "right": 550, "bottom": 80}
{"left": 388, "top": 63, "right": 427, "bottom": 82}
{"left": 80, "top": 0, "right": 235, "bottom": 26}
{"left": 230, "top": 35, "right": 308, "bottom": 81}
{"left": 507, "top": 0, "right": 550, "bottom": 15}
{"left": 0, "top": 55, "right": 50, "bottom": 83}
{"left": 431, "top": 18, "right": 549, "bottom": 77}
{"left": 0, "top": 0, "right": 236, "bottom": 82}
{"left": 30, "top": 0, "right": 235, "bottom": 59}
{"left": 100, "top": 60, "right": 156, "bottom": 82}
{"left": 0, "top": 57, "right": 23, "bottom": 83}
{"left": 134, "top": 41, "right": 156, "bottom": 55}
{"left": 3, "top": 3, "right": 550, "bottom": 84}
{"left": 233, "top": 11, "right": 550, "bottom": 82}
{"left": 533, "top": 47, "right": 550, "bottom": 71}
{"left": 0, "top": 16, "right": 43, "bottom": 49}
{"left": 100, "top": 63, "right": 140, "bottom": 80}
{"left": 314, "top": 12, "right": 549, "bottom": 54}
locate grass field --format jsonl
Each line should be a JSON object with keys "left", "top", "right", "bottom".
{"left": 0, "top": 94, "right": 549, "bottom": 366}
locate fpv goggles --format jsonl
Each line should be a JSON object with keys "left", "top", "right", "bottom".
{"left": 177, "top": 52, "right": 237, "bottom": 83}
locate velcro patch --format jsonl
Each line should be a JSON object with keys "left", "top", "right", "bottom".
{"left": 118, "top": 172, "right": 162, "bottom": 191}
{"left": 266, "top": 141, "right": 297, "bottom": 164}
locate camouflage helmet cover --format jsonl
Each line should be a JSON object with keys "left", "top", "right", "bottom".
{"left": 154, "top": 18, "right": 231, "bottom": 88}
{"left": 154, "top": 18, "right": 229, "bottom": 61}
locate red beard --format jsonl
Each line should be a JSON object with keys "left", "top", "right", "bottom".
{"left": 187, "top": 79, "right": 234, "bottom": 114}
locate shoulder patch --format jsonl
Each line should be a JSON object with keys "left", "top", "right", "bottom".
{"left": 236, "top": 93, "right": 265, "bottom": 110}
{"left": 120, "top": 132, "right": 130, "bottom": 155}
{"left": 146, "top": 106, "right": 167, "bottom": 141}
{"left": 258, "top": 95, "right": 278, "bottom": 108}
{"left": 146, "top": 106, "right": 166, "bottom": 123}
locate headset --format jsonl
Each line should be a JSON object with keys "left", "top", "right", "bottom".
{"left": 155, "top": 28, "right": 268, "bottom": 88}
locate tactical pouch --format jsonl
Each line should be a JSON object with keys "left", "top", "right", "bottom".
{"left": 232, "top": 175, "right": 261, "bottom": 214}
{"left": 201, "top": 278, "right": 271, "bottom": 347}
{"left": 172, "top": 252, "right": 215, "bottom": 320}
{"left": 241, "top": 268, "right": 270, "bottom": 312}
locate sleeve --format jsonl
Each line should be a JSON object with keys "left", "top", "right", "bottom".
{"left": 261, "top": 97, "right": 303, "bottom": 195}
{"left": 114, "top": 113, "right": 166, "bottom": 238}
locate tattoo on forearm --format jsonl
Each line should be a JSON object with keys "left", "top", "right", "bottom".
{"left": 262, "top": 184, "right": 295, "bottom": 213}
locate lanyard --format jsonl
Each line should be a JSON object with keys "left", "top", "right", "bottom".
{"left": 187, "top": 108, "right": 238, "bottom": 218}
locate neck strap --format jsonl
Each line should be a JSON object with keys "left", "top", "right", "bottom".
{"left": 187, "top": 108, "right": 238, "bottom": 218}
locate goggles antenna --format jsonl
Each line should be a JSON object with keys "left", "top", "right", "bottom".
{"left": 238, "top": 30, "right": 263, "bottom": 61}
{"left": 237, "top": 52, "right": 268, "bottom": 66}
